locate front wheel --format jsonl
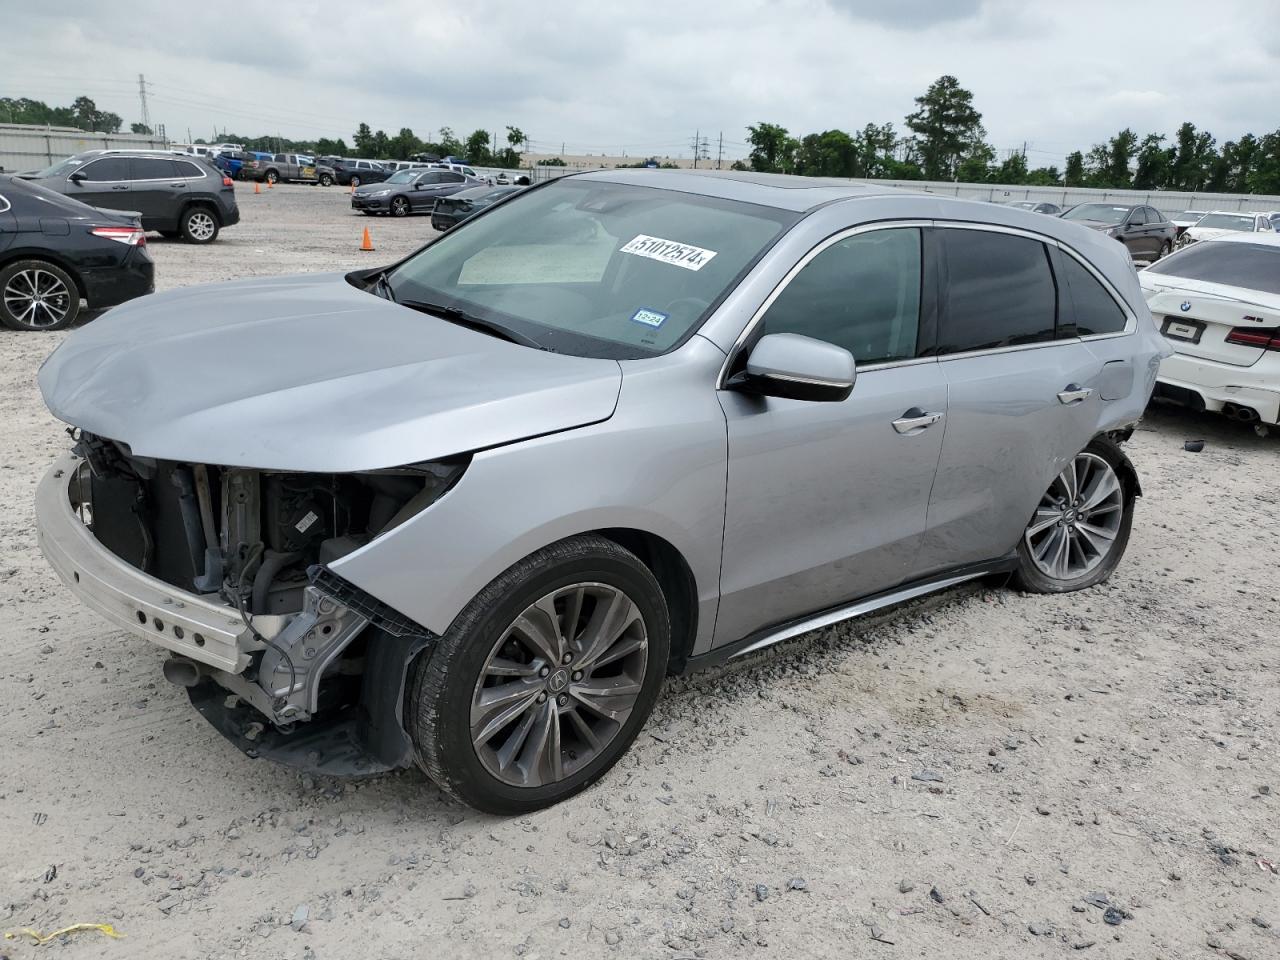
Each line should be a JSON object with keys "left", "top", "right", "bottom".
{"left": 180, "top": 206, "right": 220, "bottom": 244}
{"left": 407, "top": 535, "right": 670, "bottom": 814}
{"left": 390, "top": 196, "right": 409, "bottom": 217}
{"left": 1012, "top": 440, "right": 1135, "bottom": 593}
{"left": 264, "top": 170, "right": 279, "bottom": 185}
{"left": 0, "top": 259, "right": 80, "bottom": 331}
{"left": 319, "top": 173, "right": 333, "bottom": 187}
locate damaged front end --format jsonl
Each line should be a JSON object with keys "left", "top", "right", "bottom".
{"left": 37, "top": 432, "right": 466, "bottom": 774}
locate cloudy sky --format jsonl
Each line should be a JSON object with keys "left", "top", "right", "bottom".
{"left": 4, "top": 0, "right": 1278, "bottom": 165}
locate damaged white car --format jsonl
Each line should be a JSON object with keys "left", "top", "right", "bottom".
{"left": 36, "top": 170, "right": 1163, "bottom": 812}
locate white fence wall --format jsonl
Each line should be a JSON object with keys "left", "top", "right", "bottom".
{"left": 0, "top": 124, "right": 170, "bottom": 174}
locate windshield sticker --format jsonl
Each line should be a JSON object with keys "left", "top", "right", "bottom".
{"left": 630, "top": 307, "right": 669, "bottom": 329}
{"left": 620, "top": 235, "right": 718, "bottom": 271}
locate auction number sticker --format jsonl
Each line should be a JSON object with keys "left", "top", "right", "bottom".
{"left": 620, "top": 235, "right": 718, "bottom": 271}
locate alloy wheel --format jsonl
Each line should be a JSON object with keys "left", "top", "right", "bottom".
{"left": 470, "top": 582, "right": 649, "bottom": 788}
{"left": 391, "top": 197, "right": 408, "bottom": 217}
{"left": 1024, "top": 452, "right": 1124, "bottom": 580}
{"left": 2, "top": 268, "right": 72, "bottom": 329}
{"left": 186, "top": 211, "right": 216, "bottom": 241}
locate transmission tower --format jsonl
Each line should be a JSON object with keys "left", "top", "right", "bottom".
{"left": 137, "top": 74, "right": 152, "bottom": 132}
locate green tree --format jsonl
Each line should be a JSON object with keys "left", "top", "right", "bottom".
{"left": 746, "top": 122, "right": 796, "bottom": 173}
{"left": 995, "top": 150, "right": 1029, "bottom": 184}
{"left": 314, "top": 137, "right": 349, "bottom": 157}
{"left": 1169, "top": 122, "right": 1216, "bottom": 191}
{"left": 1025, "top": 166, "right": 1062, "bottom": 186}
{"left": 903, "top": 75, "right": 984, "bottom": 180}
{"left": 1064, "top": 151, "right": 1085, "bottom": 186}
{"left": 536, "top": 156, "right": 566, "bottom": 166}
{"left": 130, "top": 122, "right": 152, "bottom": 135}
{"left": 388, "top": 127, "right": 422, "bottom": 160}
{"left": 438, "top": 127, "right": 462, "bottom": 155}
{"left": 1104, "top": 128, "right": 1138, "bottom": 187}
{"left": 1247, "top": 130, "right": 1280, "bottom": 194}
{"left": 464, "top": 129, "right": 492, "bottom": 164}
{"left": 506, "top": 126, "right": 526, "bottom": 150}
{"left": 793, "top": 129, "right": 857, "bottom": 177}
{"left": 1132, "top": 134, "right": 1173, "bottom": 189}
{"left": 955, "top": 137, "right": 995, "bottom": 183}
{"left": 853, "top": 122, "right": 899, "bottom": 178}
{"left": 352, "top": 123, "right": 375, "bottom": 155}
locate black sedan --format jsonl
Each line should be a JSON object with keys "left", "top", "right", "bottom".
{"left": 351, "top": 168, "right": 484, "bottom": 216}
{"left": 1060, "top": 202, "right": 1177, "bottom": 260}
{"left": 430, "top": 185, "right": 524, "bottom": 231}
{"left": 0, "top": 175, "right": 154, "bottom": 331}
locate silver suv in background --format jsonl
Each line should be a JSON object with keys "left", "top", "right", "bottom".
{"left": 34, "top": 171, "right": 1166, "bottom": 813}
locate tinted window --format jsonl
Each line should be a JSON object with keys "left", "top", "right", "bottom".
{"left": 1057, "top": 253, "right": 1127, "bottom": 336}
{"left": 1126, "top": 208, "right": 1147, "bottom": 225}
{"left": 760, "top": 228, "right": 922, "bottom": 366}
{"left": 1145, "top": 241, "right": 1280, "bottom": 295}
{"left": 1145, "top": 207, "right": 1164, "bottom": 224}
{"left": 1063, "top": 204, "right": 1130, "bottom": 224}
{"left": 937, "top": 230, "right": 1056, "bottom": 353}
{"left": 131, "top": 157, "right": 178, "bottom": 180}
{"left": 442, "top": 172, "right": 465, "bottom": 183}
{"left": 174, "top": 160, "right": 205, "bottom": 179}
{"left": 80, "top": 157, "right": 131, "bottom": 181}
{"left": 417, "top": 171, "right": 444, "bottom": 184}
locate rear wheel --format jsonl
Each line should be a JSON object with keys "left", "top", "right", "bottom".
{"left": 1157, "top": 240, "right": 1172, "bottom": 259}
{"left": 319, "top": 173, "right": 334, "bottom": 187}
{"left": 407, "top": 535, "right": 669, "bottom": 814}
{"left": 350, "top": 175, "right": 362, "bottom": 188}
{"left": 180, "top": 206, "right": 219, "bottom": 244}
{"left": 264, "top": 170, "right": 279, "bottom": 185}
{"left": 0, "top": 260, "right": 80, "bottom": 331}
{"left": 1012, "top": 439, "right": 1134, "bottom": 593}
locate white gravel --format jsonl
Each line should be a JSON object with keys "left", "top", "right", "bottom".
{"left": 2, "top": 184, "right": 1277, "bottom": 959}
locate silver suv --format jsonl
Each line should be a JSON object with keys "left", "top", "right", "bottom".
{"left": 35, "top": 171, "right": 1168, "bottom": 813}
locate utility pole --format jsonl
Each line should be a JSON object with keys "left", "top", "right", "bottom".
{"left": 716, "top": 131, "right": 723, "bottom": 170}
{"left": 692, "top": 129, "right": 700, "bottom": 169}
{"left": 137, "top": 73, "right": 151, "bottom": 133}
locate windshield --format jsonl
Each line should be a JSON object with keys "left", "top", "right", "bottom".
{"left": 385, "top": 178, "right": 797, "bottom": 358}
{"left": 1063, "top": 204, "right": 1130, "bottom": 224}
{"left": 1195, "top": 213, "right": 1253, "bottom": 231}
{"left": 31, "top": 156, "right": 84, "bottom": 178}
{"left": 1145, "top": 241, "right": 1280, "bottom": 295}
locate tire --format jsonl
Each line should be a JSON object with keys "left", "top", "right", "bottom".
{"left": 0, "top": 259, "right": 80, "bottom": 331}
{"left": 1011, "top": 438, "right": 1135, "bottom": 593}
{"left": 1157, "top": 240, "right": 1172, "bottom": 259}
{"left": 264, "top": 170, "right": 279, "bottom": 185}
{"left": 350, "top": 175, "right": 362, "bottom": 188}
{"left": 390, "top": 196, "right": 410, "bottom": 217}
{"left": 319, "top": 173, "right": 333, "bottom": 187}
{"left": 407, "top": 535, "right": 670, "bottom": 814}
{"left": 180, "top": 206, "right": 220, "bottom": 244}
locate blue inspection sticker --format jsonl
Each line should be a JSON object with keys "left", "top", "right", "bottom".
{"left": 631, "top": 307, "right": 669, "bottom": 329}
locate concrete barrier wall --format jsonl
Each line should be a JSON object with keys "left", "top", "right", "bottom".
{"left": 0, "top": 124, "right": 169, "bottom": 174}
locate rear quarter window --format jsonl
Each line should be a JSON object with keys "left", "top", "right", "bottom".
{"left": 1056, "top": 251, "right": 1128, "bottom": 336}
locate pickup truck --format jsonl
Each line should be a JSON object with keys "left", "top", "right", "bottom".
{"left": 243, "top": 153, "right": 336, "bottom": 186}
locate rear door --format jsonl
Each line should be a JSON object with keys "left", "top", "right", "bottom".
{"left": 68, "top": 156, "right": 133, "bottom": 213}
{"left": 915, "top": 225, "right": 1107, "bottom": 574}
{"left": 128, "top": 157, "right": 181, "bottom": 228}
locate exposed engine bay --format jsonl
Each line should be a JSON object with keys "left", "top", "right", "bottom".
{"left": 69, "top": 431, "right": 464, "bottom": 770}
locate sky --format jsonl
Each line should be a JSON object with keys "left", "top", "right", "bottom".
{"left": 3, "top": 0, "right": 1279, "bottom": 166}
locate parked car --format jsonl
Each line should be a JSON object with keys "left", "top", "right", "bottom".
{"left": 1179, "top": 210, "right": 1276, "bottom": 246}
{"left": 1142, "top": 232, "right": 1280, "bottom": 434}
{"left": 431, "top": 161, "right": 485, "bottom": 182}
{"left": 1008, "top": 200, "right": 1061, "bottom": 215}
{"left": 33, "top": 171, "right": 1164, "bottom": 813}
{"left": 351, "top": 168, "right": 483, "bottom": 216}
{"left": 243, "top": 153, "right": 336, "bottom": 186}
{"left": 20, "top": 151, "right": 239, "bottom": 244}
{"left": 0, "top": 175, "right": 153, "bottom": 331}
{"left": 381, "top": 160, "right": 428, "bottom": 173}
{"left": 1169, "top": 210, "right": 1207, "bottom": 238}
{"left": 211, "top": 150, "right": 254, "bottom": 180}
{"left": 327, "top": 158, "right": 390, "bottom": 187}
{"left": 1060, "top": 203, "right": 1177, "bottom": 260}
{"left": 430, "top": 184, "right": 523, "bottom": 230}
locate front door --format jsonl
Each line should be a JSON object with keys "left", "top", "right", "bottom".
{"left": 67, "top": 156, "right": 132, "bottom": 214}
{"left": 716, "top": 225, "right": 947, "bottom": 645}
{"left": 915, "top": 226, "right": 1105, "bottom": 575}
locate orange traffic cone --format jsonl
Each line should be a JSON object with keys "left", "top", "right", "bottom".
{"left": 253, "top": 181, "right": 261, "bottom": 194}
{"left": 359, "top": 227, "right": 375, "bottom": 252}
{"left": 349, "top": 181, "right": 355, "bottom": 194}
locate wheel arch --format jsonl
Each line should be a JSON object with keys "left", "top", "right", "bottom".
{"left": 1093, "top": 432, "right": 1142, "bottom": 498}
{"left": 180, "top": 198, "right": 223, "bottom": 226}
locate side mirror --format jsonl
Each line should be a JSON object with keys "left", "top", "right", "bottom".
{"left": 728, "top": 333, "right": 856, "bottom": 402}
{"left": 68, "top": 171, "right": 87, "bottom": 183}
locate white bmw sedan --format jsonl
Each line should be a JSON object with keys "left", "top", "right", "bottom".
{"left": 1142, "top": 232, "right": 1280, "bottom": 434}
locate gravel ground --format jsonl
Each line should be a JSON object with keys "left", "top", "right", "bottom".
{"left": 2, "top": 184, "right": 1278, "bottom": 959}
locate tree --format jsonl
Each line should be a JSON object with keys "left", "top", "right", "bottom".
{"left": 438, "top": 127, "right": 462, "bottom": 156}
{"left": 793, "top": 129, "right": 857, "bottom": 177}
{"left": 1248, "top": 130, "right": 1280, "bottom": 194}
{"left": 1169, "top": 122, "right": 1216, "bottom": 191}
{"left": 1104, "top": 128, "right": 1138, "bottom": 187}
{"left": 852, "top": 122, "right": 899, "bottom": 178}
{"left": 1132, "top": 134, "right": 1173, "bottom": 190}
{"left": 955, "top": 137, "right": 996, "bottom": 183}
{"left": 1025, "top": 166, "right": 1062, "bottom": 186}
{"left": 352, "top": 122, "right": 375, "bottom": 155}
{"left": 314, "top": 137, "right": 349, "bottom": 157}
{"left": 730, "top": 159, "right": 750, "bottom": 171}
{"left": 464, "top": 129, "right": 492, "bottom": 165}
{"left": 1064, "top": 151, "right": 1085, "bottom": 187}
{"left": 68, "top": 95, "right": 119, "bottom": 133}
{"left": 536, "top": 156, "right": 566, "bottom": 166}
{"left": 903, "top": 75, "right": 984, "bottom": 180}
{"left": 995, "top": 150, "right": 1029, "bottom": 184}
{"left": 506, "top": 126, "right": 526, "bottom": 150}
{"left": 388, "top": 127, "right": 421, "bottom": 160}
{"left": 746, "top": 122, "right": 796, "bottom": 174}
{"left": 130, "top": 122, "right": 152, "bottom": 135}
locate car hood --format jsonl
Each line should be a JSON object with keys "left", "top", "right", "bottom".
{"left": 1184, "top": 227, "right": 1242, "bottom": 242}
{"left": 38, "top": 272, "right": 623, "bottom": 472}
{"left": 1069, "top": 219, "right": 1119, "bottom": 232}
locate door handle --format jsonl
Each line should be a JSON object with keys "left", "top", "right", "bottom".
{"left": 111, "top": 185, "right": 129, "bottom": 191}
{"left": 1057, "top": 384, "right": 1093, "bottom": 405}
{"left": 892, "top": 408, "right": 944, "bottom": 434}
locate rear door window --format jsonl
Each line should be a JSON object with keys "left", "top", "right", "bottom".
{"left": 935, "top": 229, "right": 1056, "bottom": 353}
{"left": 130, "top": 157, "right": 178, "bottom": 180}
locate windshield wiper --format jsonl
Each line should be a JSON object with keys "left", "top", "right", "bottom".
{"left": 399, "top": 299, "right": 542, "bottom": 349}
{"left": 369, "top": 270, "right": 397, "bottom": 303}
